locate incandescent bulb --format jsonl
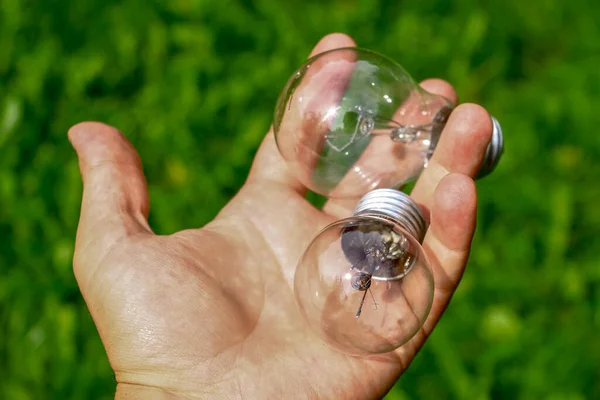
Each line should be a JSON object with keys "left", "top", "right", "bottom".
{"left": 274, "top": 47, "right": 503, "bottom": 198}
{"left": 294, "top": 189, "right": 433, "bottom": 356}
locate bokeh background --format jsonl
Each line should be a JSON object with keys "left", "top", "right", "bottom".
{"left": 1, "top": 0, "right": 600, "bottom": 398}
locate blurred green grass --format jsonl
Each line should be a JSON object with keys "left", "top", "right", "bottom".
{"left": 1, "top": 0, "right": 600, "bottom": 398}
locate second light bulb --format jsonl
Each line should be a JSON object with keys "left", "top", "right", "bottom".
{"left": 294, "top": 189, "right": 433, "bottom": 356}
{"left": 274, "top": 47, "right": 503, "bottom": 199}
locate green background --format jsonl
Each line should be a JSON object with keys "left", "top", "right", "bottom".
{"left": 1, "top": 0, "right": 599, "bottom": 398}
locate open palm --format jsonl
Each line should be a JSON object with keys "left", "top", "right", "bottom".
{"left": 69, "top": 34, "right": 494, "bottom": 399}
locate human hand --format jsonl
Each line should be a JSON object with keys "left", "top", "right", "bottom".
{"left": 69, "top": 33, "right": 493, "bottom": 399}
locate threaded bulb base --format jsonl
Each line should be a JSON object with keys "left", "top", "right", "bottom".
{"left": 353, "top": 189, "right": 426, "bottom": 242}
{"left": 477, "top": 116, "right": 504, "bottom": 179}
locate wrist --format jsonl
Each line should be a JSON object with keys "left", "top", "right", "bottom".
{"left": 115, "top": 383, "right": 186, "bottom": 400}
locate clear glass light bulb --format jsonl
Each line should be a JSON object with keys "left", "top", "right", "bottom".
{"left": 274, "top": 47, "right": 504, "bottom": 198}
{"left": 294, "top": 189, "right": 433, "bottom": 356}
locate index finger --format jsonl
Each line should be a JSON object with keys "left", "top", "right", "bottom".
{"left": 410, "top": 89, "right": 493, "bottom": 217}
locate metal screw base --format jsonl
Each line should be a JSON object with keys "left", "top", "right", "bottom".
{"left": 353, "top": 189, "right": 426, "bottom": 242}
{"left": 477, "top": 116, "right": 504, "bottom": 179}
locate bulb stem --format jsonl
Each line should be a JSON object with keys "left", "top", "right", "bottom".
{"left": 353, "top": 189, "right": 427, "bottom": 242}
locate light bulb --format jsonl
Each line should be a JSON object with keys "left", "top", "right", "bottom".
{"left": 294, "top": 189, "right": 433, "bottom": 355}
{"left": 274, "top": 47, "right": 504, "bottom": 198}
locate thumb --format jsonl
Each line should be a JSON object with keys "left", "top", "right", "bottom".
{"left": 68, "top": 122, "right": 152, "bottom": 282}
